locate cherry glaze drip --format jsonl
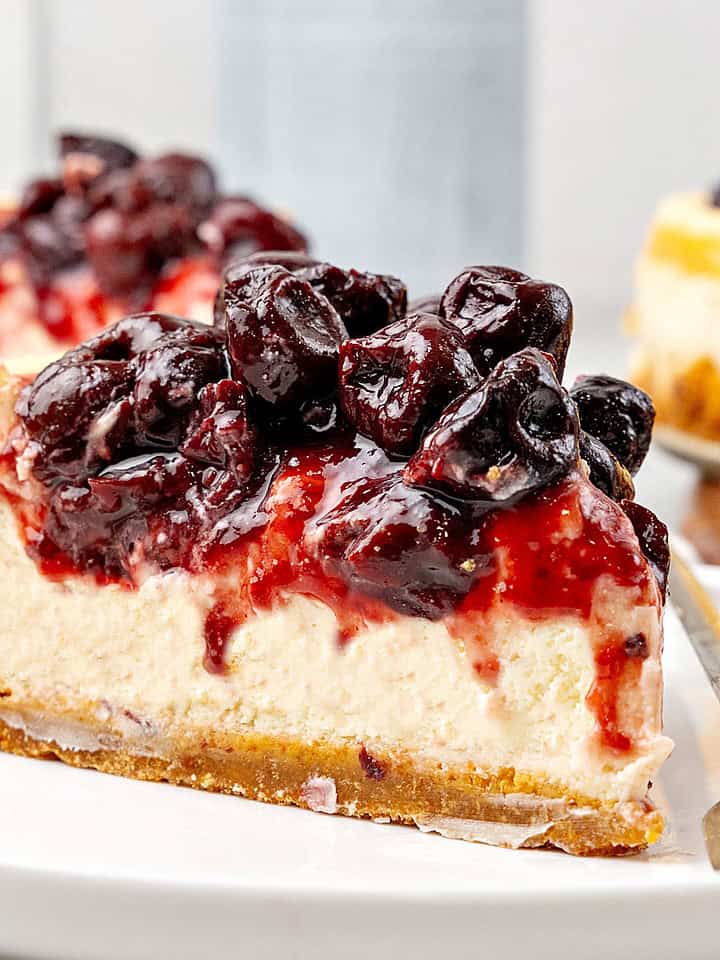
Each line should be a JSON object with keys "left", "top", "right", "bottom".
{"left": 203, "top": 600, "right": 237, "bottom": 674}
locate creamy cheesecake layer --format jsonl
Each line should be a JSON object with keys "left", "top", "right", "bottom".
{"left": 0, "top": 494, "right": 671, "bottom": 806}
{"left": 631, "top": 257, "right": 720, "bottom": 368}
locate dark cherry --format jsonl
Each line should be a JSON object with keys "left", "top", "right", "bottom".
{"left": 571, "top": 375, "right": 655, "bottom": 475}
{"left": 295, "top": 261, "right": 407, "bottom": 338}
{"left": 17, "top": 313, "right": 217, "bottom": 484}
{"left": 225, "top": 265, "right": 347, "bottom": 410}
{"left": 85, "top": 203, "right": 198, "bottom": 303}
{"left": 84, "top": 209, "right": 154, "bottom": 303}
{"left": 217, "top": 253, "right": 405, "bottom": 339}
{"left": 50, "top": 194, "right": 90, "bottom": 256}
{"left": 90, "top": 452, "right": 193, "bottom": 511}
{"left": 621, "top": 500, "right": 670, "bottom": 601}
{"left": 15, "top": 213, "right": 84, "bottom": 286}
{"left": 41, "top": 452, "right": 198, "bottom": 578}
{"left": 59, "top": 132, "right": 138, "bottom": 175}
{"left": 91, "top": 311, "right": 195, "bottom": 357}
{"left": 18, "top": 178, "right": 64, "bottom": 219}
{"left": 125, "top": 153, "right": 217, "bottom": 218}
{"left": 316, "top": 472, "right": 486, "bottom": 619}
{"left": 17, "top": 357, "right": 132, "bottom": 483}
{"left": 579, "top": 431, "right": 635, "bottom": 502}
{"left": 131, "top": 326, "right": 225, "bottom": 448}
{"left": 199, "top": 198, "right": 308, "bottom": 262}
{"left": 215, "top": 260, "right": 296, "bottom": 329}
{"left": 338, "top": 313, "right": 481, "bottom": 456}
{"left": 439, "top": 266, "right": 573, "bottom": 378}
{"left": 408, "top": 294, "right": 441, "bottom": 315}
{"left": 180, "top": 379, "right": 258, "bottom": 485}
{"left": 299, "top": 395, "right": 343, "bottom": 435}
{"left": 404, "top": 348, "right": 579, "bottom": 502}
{"left": 138, "top": 203, "right": 197, "bottom": 258}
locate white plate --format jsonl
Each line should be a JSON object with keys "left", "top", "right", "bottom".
{"left": 656, "top": 423, "right": 720, "bottom": 477}
{"left": 0, "top": 606, "right": 718, "bottom": 960}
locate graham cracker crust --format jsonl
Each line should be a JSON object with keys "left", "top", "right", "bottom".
{"left": 632, "top": 353, "right": 720, "bottom": 442}
{"left": 0, "top": 708, "right": 662, "bottom": 857}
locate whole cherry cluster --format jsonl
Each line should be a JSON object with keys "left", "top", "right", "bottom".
{"left": 0, "top": 133, "right": 307, "bottom": 308}
{"left": 14, "top": 257, "right": 669, "bottom": 615}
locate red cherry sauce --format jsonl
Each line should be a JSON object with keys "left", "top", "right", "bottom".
{"left": 1, "top": 430, "right": 658, "bottom": 753}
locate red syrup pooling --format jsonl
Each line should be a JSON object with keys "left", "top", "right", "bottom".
{"left": 2, "top": 429, "right": 659, "bottom": 752}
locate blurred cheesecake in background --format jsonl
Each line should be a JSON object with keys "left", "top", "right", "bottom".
{"left": 628, "top": 190, "right": 720, "bottom": 441}
{"left": 0, "top": 133, "right": 308, "bottom": 367}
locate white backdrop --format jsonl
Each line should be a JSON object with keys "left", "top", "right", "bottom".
{"left": 0, "top": 0, "right": 713, "bottom": 526}
{"left": 3, "top": 0, "right": 720, "bottom": 332}
{"left": 528, "top": 0, "right": 720, "bottom": 326}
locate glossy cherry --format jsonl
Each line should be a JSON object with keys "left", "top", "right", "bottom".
{"left": 339, "top": 312, "right": 480, "bottom": 456}
{"left": 571, "top": 374, "right": 655, "bottom": 475}
{"left": 440, "top": 266, "right": 573, "bottom": 378}
{"left": 404, "top": 348, "right": 579, "bottom": 502}
{"left": 225, "top": 265, "right": 347, "bottom": 410}
{"left": 579, "top": 431, "right": 635, "bottom": 502}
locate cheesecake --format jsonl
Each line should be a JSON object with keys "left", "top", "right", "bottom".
{"left": 0, "top": 259, "right": 672, "bottom": 855}
{"left": 628, "top": 189, "right": 720, "bottom": 440}
{"left": 0, "top": 133, "right": 308, "bottom": 361}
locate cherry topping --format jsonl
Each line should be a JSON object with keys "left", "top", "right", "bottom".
{"left": 18, "top": 178, "right": 64, "bottom": 219}
{"left": 440, "top": 266, "right": 573, "bottom": 378}
{"left": 294, "top": 261, "right": 407, "bottom": 337}
{"left": 579, "top": 431, "right": 635, "bottom": 502}
{"left": 15, "top": 213, "right": 83, "bottom": 286}
{"left": 1, "top": 137, "right": 311, "bottom": 339}
{"left": 404, "top": 348, "right": 579, "bottom": 503}
{"left": 17, "top": 357, "right": 132, "bottom": 483}
{"left": 84, "top": 209, "right": 154, "bottom": 303}
{"left": 225, "top": 265, "right": 347, "bottom": 410}
{"left": 180, "top": 379, "right": 258, "bottom": 485}
{"left": 316, "top": 473, "right": 485, "bottom": 619}
{"left": 571, "top": 374, "right": 655, "bottom": 475}
{"left": 125, "top": 153, "right": 217, "bottom": 218}
{"left": 16, "top": 313, "right": 221, "bottom": 483}
{"left": 621, "top": 500, "right": 670, "bottom": 601}
{"left": 131, "top": 325, "right": 225, "bottom": 448}
{"left": 59, "top": 132, "right": 138, "bottom": 179}
{"left": 338, "top": 312, "right": 480, "bottom": 456}
{"left": 219, "top": 253, "right": 405, "bottom": 339}
{"left": 199, "top": 198, "right": 308, "bottom": 262}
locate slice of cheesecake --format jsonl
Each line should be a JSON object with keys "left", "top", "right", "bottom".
{"left": 0, "top": 259, "right": 672, "bottom": 855}
{"left": 628, "top": 189, "right": 720, "bottom": 441}
{"left": 0, "top": 132, "right": 308, "bottom": 361}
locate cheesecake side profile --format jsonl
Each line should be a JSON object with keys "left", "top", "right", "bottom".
{"left": 0, "top": 258, "right": 672, "bottom": 855}
{"left": 629, "top": 189, "right": 720, "bottom": 440}
{"left": 0, "top": 133, "right": 308, "bottom": 359}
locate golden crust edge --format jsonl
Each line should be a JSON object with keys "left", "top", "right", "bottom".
{"left": 631, "top": 352, "right": 720, "bottom": 442}
{"left": 0, "top": 709, "right": 662, "bottom": 857}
